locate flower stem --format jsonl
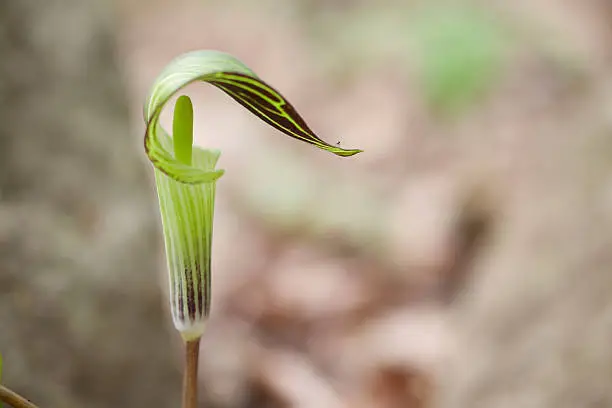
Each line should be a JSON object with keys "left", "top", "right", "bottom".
{"left": 182, "top": 339, "right": 200, "bottom": 408}
{"left": 0, "top": 385, "right": 39, "bottom": 408}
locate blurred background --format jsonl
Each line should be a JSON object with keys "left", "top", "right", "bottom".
{"left": 2, "top": 0, "right": 612, "bottom": 407}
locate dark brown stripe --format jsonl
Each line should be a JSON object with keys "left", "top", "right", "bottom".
{"left": 196, "top": 262, "right": 205, "bottom": 318}
{"left": 211, "top": 79, "right": 321, "bottom": 138}
{"left": 205, "top": 257, "right": 212, "bottom": 317}
{"left": 211, "top": 82, "right": 329, "bottom": 147}
{"left": 223, "top": 72, "right": 284, "bottom": 104}
{"left": 177, "top": 275, "right": 185, "bottom": 321}
{"left": 185, "top": 264, "right": 196, "bottom": 321}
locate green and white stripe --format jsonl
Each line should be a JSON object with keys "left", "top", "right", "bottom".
{"left": 153, "top": 128, "right": 218, "bottom": 340}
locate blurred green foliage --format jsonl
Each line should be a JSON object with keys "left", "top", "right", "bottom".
{"left": 411, "top": 6, "right": 507, "bottom": 116}
{"left": 306, "top": 3, "right": 509, "bottom": 116}
{"left": 238, "top": 149, "right": 386, "bottom": 255}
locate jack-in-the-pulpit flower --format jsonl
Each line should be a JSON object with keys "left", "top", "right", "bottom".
{"left": 144, "top": 50, "right": 362, "bottom": 340}
{"left": 152, "top": 95, "right": 220, "bottom": 340}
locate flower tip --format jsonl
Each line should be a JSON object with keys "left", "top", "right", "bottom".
{"left": 334, "top": 148, "right": 363, "bottom": 157}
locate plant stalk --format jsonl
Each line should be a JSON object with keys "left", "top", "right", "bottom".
{"left": 0, "top": 385, "right": 39, "bottom": 408}
{"left": 182, "top": 339, "right": 201, "bottom": 408}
